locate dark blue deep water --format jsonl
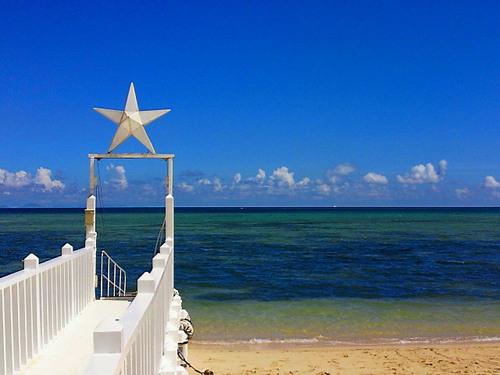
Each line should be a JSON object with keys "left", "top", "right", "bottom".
{"left": 1, "top": 207, "right": 499, "bottom": 344}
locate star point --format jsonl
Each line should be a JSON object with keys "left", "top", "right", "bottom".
{"left": 94, "top": 83, "right": 170, "bottom": 154}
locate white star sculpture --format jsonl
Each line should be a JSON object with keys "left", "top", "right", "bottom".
{"left": 94, "top": 83, "right": 170, "bottom": 154}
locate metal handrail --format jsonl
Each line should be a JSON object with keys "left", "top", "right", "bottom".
{"left": 100, "top": 250, "right": 127, "bottom": 298}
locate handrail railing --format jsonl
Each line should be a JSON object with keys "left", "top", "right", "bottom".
{"left": 100, "top": 250, "right": 127, "bottom": 298}
{"left": 0, "top": 239, "right": 96, "bottom": 375}
{"left": 84, "top": 242, "right": 187, "bottom": 375}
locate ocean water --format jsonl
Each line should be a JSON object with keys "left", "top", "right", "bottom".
{"left": 1, "top": 207, "right": 499, "bottom": 346}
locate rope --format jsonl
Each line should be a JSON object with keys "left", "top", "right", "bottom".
{"left": 95, "top": 161, "right": 108, "bottom": 249}
{"left": 177, "top": 349, "right": 214, "bottom": 375}
{"left": 180, "top": 317, "right": 194, "bottom": 340}
{"left": 154, "top": 217, "right": 166, "bottom": 255}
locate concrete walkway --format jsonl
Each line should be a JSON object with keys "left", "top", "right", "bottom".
{"left": 19, "top": 299, "right": 130, "bottom": 375}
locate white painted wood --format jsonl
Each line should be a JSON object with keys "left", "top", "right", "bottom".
{"left": 153, "top": 254, "right": 168, "bottom": 269}
{"left": 23, "top": 254, "right": 39, "bottom": 270}
{"left": 167, "top": 158, "right": 173, "bottom": 195}
{"left": 61, "top": 243, "right": 73, "bottom": 256}
{"left": 18, "top": 300, "right": 129, "bottom": 375}
{"left": 94, "top": 318, "right": 124, "bottom": 354}
{"left": 85, "top": 195, "right": 96, "bottom": 238}
{"left": 137, "top": 272, "right": 155, "bottom": 294}
{"left": 88, "top": 153, "right": 174, "bottom": 159}
{"left": 1, "top": 85, "right": 185, "bottom": 375}
{"left": 165, "top": 194, "right": 174, "bottom": 247}
{"left": 0, "top": 245, "right": 95, "bottom": 375}
{"left": 94, "top": 83, "right": 170, "bottom": 154}
{"left": 84, "top": 244, "right": 186, "bottom": 375}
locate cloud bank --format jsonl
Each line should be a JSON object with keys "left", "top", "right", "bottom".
{"left": 173, "top": 159, "right": 497, "bottom": 206}
{"left": 1, "top": 160, "right": 499, "bottom": 206}
{"left": 0, "top": 167, "right": 65, "bottom": 192}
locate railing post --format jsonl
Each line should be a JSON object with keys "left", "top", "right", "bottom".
{"left": 23, "top": 254, "right": 39, "bottom": 270}
{"left": 153, "top": 254, "right": 168, "bottom": 269}
{"left": 86, "top": 193, "right": 97, "bottom": 300}
{"left": 165, "top": 194, "right": 174, "bottom": 249}
{"left": 162, "top": 293, "right": 187, "bottom": 375}
{"left": 85, "top": 236, "right": 95, "bottom": 251}
{"left": 159, "top": 242, "right": 172, "bottom": 256}
{"left": 61, "top": 243, "right": 73, "bottom": 256}
{"left": 137, "top": 272, "right": 155, "bottom": 294}
{"left": 61, "top": 244, "right": 74, "bottom": 319}
{"left": 85, "top": 195, "right": 96, "bottom": 240}
{"left": 85, "top": 235, "right": 97, "bottom": 297}
{"left": 93, "top": 318, "right": 123, "bottom": 354}
{"left": 23, "top": 254, "right": 41, "bottom": 356}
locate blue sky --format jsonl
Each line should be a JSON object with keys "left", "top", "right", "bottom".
{"left": 1, "top": 1, "right": 498, "bottom": 207}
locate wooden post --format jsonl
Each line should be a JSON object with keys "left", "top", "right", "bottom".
{"left": 137, "top": 272, "right": 155, "bottom": 294}
{"left": 23, "top": 254, "right": 39, "bottom": 270}
{"left": 93, "top": 318, "right": 123, "bottom": 354}
{"left": 89, "top": 156, "right": 96, "bottom": 195}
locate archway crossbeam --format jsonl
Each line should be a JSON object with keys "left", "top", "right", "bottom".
{"left": 88, "top": 153, "right": 174, "bottom": 195}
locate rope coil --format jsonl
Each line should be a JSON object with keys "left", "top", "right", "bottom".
{"left": 177, "top": 349, "right": 214, "bottom": 375}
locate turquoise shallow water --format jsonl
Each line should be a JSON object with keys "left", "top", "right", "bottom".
{"left": 1, "top": 207, "right": 499, "bottom": 345}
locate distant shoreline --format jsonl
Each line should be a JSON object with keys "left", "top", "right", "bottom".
{"left": 1, "top": 206, "right": 499, "bottom": 211}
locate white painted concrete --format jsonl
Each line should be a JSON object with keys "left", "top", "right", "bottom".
{"left": 18, "top": 300, "right": 130, "bottom": 375}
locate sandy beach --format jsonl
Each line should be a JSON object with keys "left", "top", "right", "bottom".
{"left": 186, "top": 343, "right": 499, "bottom": 375}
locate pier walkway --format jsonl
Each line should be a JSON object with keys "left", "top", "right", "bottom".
{"left": 1, "top": 237, "right": 188, "bottom": 375}
{"left": 1, "top": 89, "right": 188, "bottom": 375}
{"left": 18, "top": 300, "right": 130, "bottom": 375}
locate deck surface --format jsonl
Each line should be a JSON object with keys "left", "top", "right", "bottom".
{"left": 18, "top": 299, "right": 130, "bottom": 375}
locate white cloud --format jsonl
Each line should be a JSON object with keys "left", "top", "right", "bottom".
{"left": 242, "top": 169, "right": 267, "bottom": 185}
{"left": 212, "top": 177, "right": 223, "bottom": 191}
{"left": 270, "top": 166, "right": 295, "bottom": 186}
{"left": 455, "top": 188, "right": 469, "bottom": 199}
{"left": 34, "top": 167, "right": 65, "bottom": 191}
{"left": 397, "top": 160, "right": 447, "bottom": 184}
{"left": 363, "top": 172, "right": 388, "bottom": 184}
{"left": 198, "top": 178, "right": 212, "bottom": 185}
{"left": 106, "top": 164, "right": 128, "bottom": 189}
{"left": 484, "top": 176, "right": 500, "bottom": 188}
{"left": 333, "top": 163, "right": 355, "bottom": 176}
{"left": 178, "top": 182, "right": 194, "bottom": 192}
{"left": 0, "top": 167, "right": 64, "bottom": 192}
{"left": 255, "top": 169, "right": 266, "bottom": 183}
{"left": 439, "top": 159, "right": 448, "bottom": 175}
{"left": 315, "top": 183, "right": 330, "bottom": 195}
{"left": 196, "top": 177, "right": 224, "bottom": 191}
{"left": 0, "top": 169, "right": 31, "bottom": 187}
{"left": 175, "top": 164, "right": 381, "bottom": 201}
{"left": 325, "top": 163, "right": 355, "bottom": 184}
{"left": 327, "top": 175, "right": 338, "bottom": 184}
{"left": 297, "top": 177, "right": 311, "bottom": 186}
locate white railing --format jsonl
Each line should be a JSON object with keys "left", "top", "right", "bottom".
{"left": 0, "top": 238, "right": 96, "bottom": 375}
{"left": 84, "top": 241, "right": 187, "bottom": 375}
{"left": 101, "top": 250, "right": 127, "bottom": 298}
